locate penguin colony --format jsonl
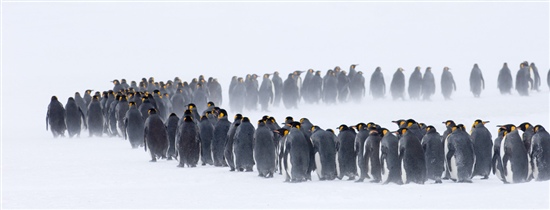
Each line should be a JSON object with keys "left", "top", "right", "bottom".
{"left": 46, "top": 62, "right": 550, "bottom": 184}
{"left": 227, "top": 62, "right": 547, "bottom": 114}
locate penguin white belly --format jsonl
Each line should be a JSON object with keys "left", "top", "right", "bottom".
{"left": 286, "top": 152, "right": 293, "bottom": 180}
{"left": 335, "top": 153, "right": 341, "bottom": 178}
{"left": 315, "top": 152, "right": 322, "bottom": 179}
{"left": 500, "top": 136, "right": 511, "bottom": 183}
{"left": 527, "top": 155, "right": 532, "bottom": 179}
{"left": 450, "top": 155, "right": 458, "bottom": 181}
{"left": 366, "top": 156, "right": 372, "bottom": 179}
{"left": 401, "top": 159, "right": 407, "bottom": 183}
{"left": 505, "top": 160, "right": 513, "bottom": 183}
{"left": 533, "top": 157, "right": 539, "bottom": 180}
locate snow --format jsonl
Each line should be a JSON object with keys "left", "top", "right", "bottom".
{"left": 2, "top": 1, "right": 550, "bottom": 209}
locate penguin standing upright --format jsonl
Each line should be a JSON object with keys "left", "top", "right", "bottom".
{"left": 396, "top": 128, "right": 426, "bottom": 184}
{"left": 282, "top": 73, "right": 299, "bottom": 109}
{"left": 492, "top": 127, "right": 506, "bottom": 180}
{"left": 176, "top": 115, "right": 201, "bottom": 167}
{"left": 354, "top": 123, "right": 369, "bottom": 182}
{"left": 408, "top": 66, "right": 423, "bottom": 100}
{"left": 445, "top": 124, "right": 476, "bottom": 183}
{"left": 309, "top": 71, "right": 324, "bottom": 104}
{"left": 470, "top": 120, "right": 493, "bottom": 179}
{"left": 225, "top": 114, "right": 242, "bottom": 171}
{"left": 46, "top": 96, "right": 66, "bottom": 138}
{"left": 301, "top": 69, "right": 314, "bottom": 103}
{"left": 139, "top": 96, "right": 155, "bottom": 121}
{"left": 310, "top": 126, "right": 338, "bottom": 180}
{"left": 529, "top": 63, "right": 541, "bottom": 91}
{"left": 516, "top": 61, "right": 531, "bottom": 96}
{"left": 323, "top": 70, "right": 338, "bottom": 104}
{"left": 272, "top": 71, "right": 283, "bottom": 107}
{"left": 369, "top": 67, "right": 386, "bottom": 100}
{"left": 390, "top": 68, "right": 406, "bottom": 100}
{"left": 165, "top": 113, "right": 179, "bottom": 160}
{"left": 244, "top": 75, "right": 259, "bottom": 111}
{"left": 440, "top": 67, "right": 456, "bottom": 100}
{"left": 124, "top": 101, "right": 144, "bottom": 148}
{"left": 208, "top": 78, "right": 223, "bottom": 106}
{"left": 380, "top": 128, "right": 402, "bottom": 185}
{"left": 87, "top": 95, "right": 104, "bottom": 137}
{"left": 336, "top": 68, "right": 349, "bottom": 103}
{"left": 144, "top": 109, "right": 169, "bottom": 162}
{"left": 234, "top": 117, "right": 256, "bottom": 171}
{"left": 441, "top": 119, "right": 457, "bottom": 180}
{"left": 421, "top": 126, "right": 444, "bottom": 183}
{"left": 254, "top": 120, "right": 276, "bottom": 178}
{"left": 497, "top": 63, "right": 514, "bottom": 95}
{"left": 198, "top": 115, "right": 214, "bottom": 165}
{"left": 349, "top": 71, "right": 366, "bottom": 103}
{"left": 115, "top": 95, "right": 129, "bottom": 137}
{"left": 193, "top": 83, "right": 208, "bottom": 114}
{"left": 258, "top": 74, "right": 274, "bottom": 112}
{"left": 213, "top": 109, "right": 230, "bottom": 167}
{"left": 75, "top": 92, "right": 87, "bottom": 117}
{"left": 530, "top": 125, "right": 550, "bottom": 181}
{"left": 469, "top": 64, "right": 485, "bottom": 97}
{"left": 107, "top": 95, "right": 120, "bottom": 137}
{"left": 65, "top": 97, "right": 87, "bottom": 138}
{"left": 518, "top": 122, "right": 535, "bottom": 180}
{"left": 231, "top": 78, "right": 246, "bottom": 113}
{"left": 494, "top": 124, "right": 529, "bottom": 183}
{"left": 362, "top": 126, "right": 382, "bottom": 183}
{"left": 421, "top": 67, "right": 435, "bottom": 101}
{"left": 283, "top": 122, "right": 311, "bottom": 182}
{"left": 336, "top": 125, "right": 357, "bottom": 180}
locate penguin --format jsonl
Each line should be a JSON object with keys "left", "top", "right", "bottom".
{"left": 336, "top": 68, "right": 350, "bottom": 103}
{"left": 107, "top": 95, "right": 120, "bottom": 137}
{"left": 349, "top": 71, "right": 366, "bottom": 103}
{"left": 530, "top": 125, "right": 550, "bottom": 181}
{"left": 208, "top": 78, "right": 223, "bottom": 106}
{"left": 144, "top": 109, "right": 169, "bottom": 162}
{"left": 283, "top": 122, "right": 311, "bottom": 182}
{"left": 421, "top": 126, "right": 444, "bottom": 183}
{"left": 405, "top": 119, "right": 424, "bottom": 141}
{"left": 74, "top": 92, "right": 87, "bottom": 117}
{"left": 369, "top": 67, "right": 386, "bottom": 99}
{"left": 87, "top": 95, "right": 104, "bottom": 137}
{"left": 198, "top": 115, "right": 214, "bottom": 166}
{"left": 83, "top": 89, "right": 93, "bottom": 108}
{"left": 492, "top": 127, "right": 506, "bottom": 181}
{"left": 392, "top": 119, "right": 407, "bottom": 129}
{"left": 46, "top": 96, "right": 66, "bottom": 138}
{"left": 348, "top": 64, "right": 358, "bottom": 80}
{"left": 518, "top": 122, "right": 535, "bottom": 180}
{"left": 322, "top": 70, "right": 338, "bottom": 104}
{"left": 225, "top": 114, "right": 242, "bottom": 171}
{"left": 362, "top": 126, "right": 382, "bottom": 183}
{"left": 258, "top": 74, "right": 274, "bottom": 112}
{"left": 112, "top": 79, "right": 123, "bottom": 93}
{"left": 408, "top": 66, "right": 423, "bottom": 100}
{"left": 354, "top": 123, "right": 369, "bottom": 182}
{"left": 192, "top": 83, "right": 208, "bottom": 114}
{"left": 516, "top": 61, "right": 531, "bottom": 96}
{"left": 390, "top": 68, "right": 406, "bottom": 100}
{"left": 64, "top": 97, "right": 87, "bottom": 138}
{"left": 301, "top": 69, "right": 315, "bottom": 103}
{"left": 176, "top": 115, "right": 201, "bottom": 167}
{"left": 379, "top": 128, "right": 403, "bottom": 185}
{"left": 529, "top": 63, "right": 541, "bottom": 91}
{"left": 421, "top": 67, "right": 435, "bottom": 101}
{"left": 165, "top": 113, "right": 179, "bottom": 160}
{"left": 470, "top": 119, "right": 493, "bottom": 179}
{"left": 469, "top": 64, "right": 485, "bottom": 97}
{"left": 115, "top": 95, "right": 130, "bottom": 138}
{"left": 336, "top": 124, "right": 357, "bottom": 180}
{"left": 494, "top": 124, "right": 529, "bottom": 183}
{"left": 308, "top": 71, "right": 324, "bottom": 104}
{"left": 233, "top": 117, "right": 255, "bottom": 171}
{"left": 497, "top": 63, "right": 514, "bottom": 95}
{"left": 440, "top": 67, "right": 457, "bottom": 100}
{"left": 213, "top": 109, "right": 231, "bottom": 167}
{"left": 231, "top": 78, "right": 246, "bottom": 113}
{"left": 272, "top": 71, "right": 284, "bottom": 107}
{"left": 445, "top": 124, "right": 475, "bottom": 183}
{"left": 139, "top": 96, "right": 156, "bottom": 121}
{"left": 171, "top": 89, "right": 186, "bottom": 118}
{"left": 310, "top": 126, "right": 338, "bottom": 180}
{"left": 299, "top": 118, "right": 316, "bottom": 180}
{"left": 254, "top": 120, "right": 276, "bottom": 178}
{"left": 396, "top": 128, "right": 426, "bottom": 184}
{"left": 152, "top": 90, "right": 167, "bottom": 121}
{"left": 124, "top": 101, "right": 144, "bottom": 148}
{"left": 282, "top": 73, "right": 300, "bottom": 109}
{"left": 244, "top": 75, "right": 259, "bottom": 111}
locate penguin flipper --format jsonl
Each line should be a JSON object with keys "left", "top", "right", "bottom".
{"left": 46, "top": 113, "right": 49, "bottom": 131}
{"left": 502, "top": 153, "right": 509, "bottom": 177}
{"left": 446, "top": 148, "right": 454, "bottom": 173}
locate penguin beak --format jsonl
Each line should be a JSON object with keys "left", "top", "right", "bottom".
{"left": 483, "top": 121, "right": 490, "bottom": 124}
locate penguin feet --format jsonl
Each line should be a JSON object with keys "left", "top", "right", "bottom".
{"left": 458, "top": 180, "right": 473, "bottom": 183}
{"left": 150, "top": 159, "right": 157, "bottom": 162}
{"left": 435, "top": 180, "right": 442, "bottom": 184}
{"left": 201, "top": 162, "right": 206, "bottom": 166}
{"left": 354, "top": 178, "right": 365, "bottom": 183}
{"left": 167, "top": 157, "right": 173, "bottom": 161}
{"left": 245, "top": 167, "right": 253, "bottom": 172}
{"left": 369, "top": 179, "right": 381, "bottom": 183}
{"left": 177, "top": 163, "right": 185, "bottom": 168}
{"left": 347, "top": 176, "right": 355, "bottom": 181}
{"left": 481, "top": 175, "right": 489, "bottom": 180}
{"left": 265, "top": 172, "right": 274, "bottom": 178}
{"left": 229, "top": 167, "right": 235, "bottom": 172}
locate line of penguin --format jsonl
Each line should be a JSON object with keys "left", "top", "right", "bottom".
{"left": 47, "top": 80, "right": 550, "bottom": 184}
{"left": 227, "top": 61, "right": 549, "bottom": 112}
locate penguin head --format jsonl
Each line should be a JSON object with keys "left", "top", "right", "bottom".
{"left": 443, "top": 120, "right": 456, "bottom": 128}
{"left": 380, "top": 128, "right": 390, "bottom": 137}
{"left": 285, "top": 116, "right": 294, "bottom": 124}
{"left": 242, "top": 117, "right": 250, "bottom": 123}
{"left": 300, "top": 118, "right": 310, "bottom": 124}
{"left": 406, "top": 119, "right": 417, "bottom": 128}
{"left": 518, "top": 122, "right": 532, "bottom": 131}
{"left": 183, "top": 116, "right": 194, "bottom": 122}
{"left": 415, "top": 66, "right": 421, "bottom": 72}
{"left": 392, "top": 119, "right": 406, "bottom": 128}
{"left": 129, "top": 101, "right": 136, "bottom": 107}
{"left": 534, "top": 125, "right": 546, "bottom": 133}
{"left": 268, "top": 117, "right": 277, "bottom": 124}
{"left": 148, "top": 77, "right": 155, "bottom": 83}
{"left": 201, "top": 115, "right": 208, "bottom": 121}
{"left": 274, "top": 71, "right": 279, "bottom": 76}
{"left": 148, "top": 108, "right": 157, "bottom": 115}
{"left": 113, "top": 79, "right": 120, "bottom": 85}
{"left": 355, "top": 123, "right": 367, "bottom": 131}
{"left": 426, "top": 67, "right": 432, "bottom": 72}
{"left": 261, "top": 115, "right": 269, "bottom": 122}
{"left": 498, "top": 124, "right": 517, "bottom": 133}
{"left": 92, "top": 95, "right": 100, "bottom": 101}
{"left": 395, "top": 128, "right": 408, "bottom": 137}
{"left": 398, "top": 67, "right": 404, "bottom": 72}
{"left": 418, "top": 123, "right": 427, "bottom": 129}
{"left": 289, "top": 121, "right": 301, "bottom": 129}
{"left": 338, "top": 124, "right": 349, "bottom": 131}
{"left": 473, "top": 63, "right": 479, "bottom": 68}
{"left": 530, "top": 62, "right": 536, "bottom": 68}
{"left": 426, "top": 126, "right": 437, "bottom": 133}
{"left": 163, "top": 93, "right": 170, "bottom": 98}
{"left": 169, "top": 113, "right": 178, "bottom": 118}
{"left": 187, "top": 103, "right": 196, "bottom": 110}
{"left": 207, "top": 101, "right": 215, "bottom": 107}
{"left": 184, "top": 109, "right": 192, "bottom": 116}
{"left": 218, "top": 109, "right": 227, "bottom": 119}
{"left": 444, "top": 67, "right": 450, "bottom": 71}
{"left": 472, "top": 119, "right": 489, "bottom": 128}
{"left": 234, "top": 114, "right": 243, "bottom": 120}
{"left": 311, "top": 125, "right": 321, "bottom": 133}
{"left": 257, "top": 120, "right": 265, "bottom": 126}
{"left": 350, "top": 64, "right": 358, "bottom": 69}
{"left": 375, "top": 67, "right": 382, "bottom": 72}
{"left": 51, "top": 96, "right": 59, "bottom": 101}
{"left": 67, "top": 97, "right": 75, "bottom": 102}
{"left": 274, "top": 128, "right": 289, "bottom": 137}
{"left": 238, "top": 77, "right": 244, "bottom": 83}
{"left": 131, "top": 81, "right": 137, "bottom": 86}
{"left": 326, "top": 129, "right": 335, "bottom": 134}
{"left": 263, "top": 74, "right": 271, "bottom": 78}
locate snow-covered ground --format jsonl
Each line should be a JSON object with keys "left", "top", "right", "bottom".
{"left": 2, "top": 1, "right": 550, "bottom": 209}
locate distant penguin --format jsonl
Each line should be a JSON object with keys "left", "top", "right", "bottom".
{"left": 469, "top": 64, "right": 485, "bottom": 97}
{"left": 497, "top": 63, "right": 514, "bottom": 94}
{"left": 408, "top": 66, "right": 423, "bottom": 100}
{"left": 234, "top": 117, "right": 256, "bottom": 171}
{"left": 231, "top": 78, "right": 246, "bottom": 113}
{"left": 390, "top": 68, "right": 406, "bottom": 100}
{"left": 440, "top": 67, "right": 456, "bottom": 100}
{"left": 348, "top": 64, "right": 358, "bottom": 80}
{"left": 124, "top": 101, "right": 144, "bottom": 148}
{"left": 445, "top": 124, "right": 475, "bottom": 183}
{"left": 349, "top": 71, "right": 366, "bottom": 103}
{"left": 199, "top": 115, "right": 214, "bottom": 166}
{"left": 115, "top": 95, "right": 129, "bottom": 138}
{"left": 176, "top": 115, "right": 201, "bottom": 167}
{"left": 354, "top": 123, "right": 369, "bottom": 182}
{"left": 310, "top": 126, "right": 338, "bottom": 180}
{"left": 64, "top": 97, "right": 87, "bottom": 138}
{"left": 309, "top": 71, "right": 324, "bottom": 104}
{"left": 272, "top": 71, "right": 284, "bottom": 107}
{"left": 362, "top": 126, "right": 382, "bottom": 183}
{"left": 208, "top": 78, "right": 223, "bottom": 106}
{"left": 254, "top": 120, "right": 276, "bottom": 178}
{"left": 244, "top": 75, "right": 259, "bottom": 111}
{"left": 421, "top": 67, "right": 435, "bottom": 101}
{"left": 213, "top": 109, "right": 231, "bottom": 167}
{"left": 369, "top": 67, "right": 386, "bottom": 99}
{"left": 323, "top": 70, "right": 338, "bottom": 104}
{"left": 421, "top": 126, "right": 444, "bottom": 183}
{"left": 75, "top": 92, "right": 87, "bottom": 116}
{"left": 301, "top": 69, "right": 314, "bottom": 103}
{"left": 529, "top": 63, "right": 541, "bottom": 91}
{"left": 46, "top": 96, "right": 66, "bottom": 138}
{"left": 493, "top": 124, "right": 529, "bottom": 183}
{"left": 336, "top": 69, "right": 350, "bottom": 103}
{"left": 165, "top": 113, "right": 179, "bottom": 160}
{"left": 225, "top": 114, "right": 242, "bottom": 171}
{"left": 258, "top": 74, "right": 274, "bottom": 112}
{"left": 530, "top": 125, "right": 550, "bottom": 181}
{"left": 283, "top": 122, "right": 311, "bottom": 182}
{"left": 282, "top": 73, "right": 300, "bottom": 109}
{"left": 470, "top": 120, "right": 493, "bottom": 179}
{"left": 336, "top": 125, "right": 357, "bottom": 180}
{"left": 83, "top": 89, "right": 93, "bottom": 108}
{"left": 87, "top": 95, "right": 104, "bottom": 137}
{"left": 144, "top": 109, "right": 169, "bottom": 162}
{"left": 397, "top": 128, "right": 426, "bottom": 184}
{"left": 380, "top": 128, "right": 403, "bottom": 185}
{"left": 516, "top": 61, "right": 531, "bottom": 96}
{"left": 139, "top": 96, "right": 156, "bottom": 121}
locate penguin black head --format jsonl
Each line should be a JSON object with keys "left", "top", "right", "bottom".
{"left": 85, "top": 89, "right": 93, "bottom": 94}
{"left": 238, "top": 77, "right": 244, "bottom": 83}
{"left": 444, "top": 67, "right": 450, "bottom": 71}
{"left": 350, "top": 64, "right": 358, "bottom": 69}
{"left": 148, "top": 77, "right": 155, "bottom": 83}
{"left": 299, "top": 118, "right": 310, "bottom": 124}
{"left": 187, "top": 103, "right": 196, "bottom": 110}
{"left": 395, "top": 128, "right": 408, "bottom": 137}
{"left": 474, "top": 63, "right": 479, "bottom": 68}
{"left": 258, "top": 120, "right": 265, "bottom": 126}
{"left": 375, "top": 67, "right": 382, "bottom": 72}
{"left": 75, "top": 92, "right": 81, "bottom": 97}
{"left": 148, "top": 108, "right": 157, "bottom": 115}
{"left": 113, "top": 79, "right": 120, "bottom": 85}
{"left": 497, "top": 124, "right": 517, "bottom": 133}
{"left": 268, "top": 117, "right": 277, "bottom": 124}
{"left": 472, "top": 119, "right": 489, "bottom": 128}
{"left": 338, "top": 124, "right": 349, "bottom": 131}
{"left": 274, "top": 128, "right": 289, "bottom": 137}
{"left": 355, "top": 123, "right": 367, "bottom": 131}
{"left": 129, "top": 101, "right": 136, "bottom": 107}
{"left": 452, "top": 124, "right": 466, "bottom": 132}
{"left": 392, "top": 119, "right": 406, "bottom": 128}
{"left": 398, "top": 67, "right": 404, "bottom": 72}
{"left": 169, "top": 113, "right": 178, "bottom": 117}
{"left": 207, "top": 101, "right": 215, "bottom": 107}
{"left": 443, "top": 120, "right": 456, "bottom": 128}
{"left": 218, "top": 109, "right": 227, "bottom": 119}
{"left": 289, "top": 121, "right": 301, "bottom": 129}
{"left": 51, "top": 96, "right": 58, "bottom": 101}
{"left": 163, "top": 93, "right": 170, "bottom": 98}
{"left": 234, "top": 114, "right": 243, "bottom": 120}
{"left": 201, "top": 115, "right": 208, "bottom": 121}
{"left": 184, "top": 109, "right": 192, "bottom": 116}
{"left": 285, "top": 116, "right": 294, "bottom": 123}
{"left": 426, "top": 67, "right": 432, "bottom": 72}
{"left": 534, "top": 125, "right": 546, "bottom": 133}
{"left": 274, "top": 71, "right": 279, "bottom": 76}
{"left": 379, "top": 128, "right": 390, "bottom": 137}
{"left": 263, "top": 73, "right": 271, "bottom": 78}
{"left": 67, "top": 97, "right": 75, "bottom": 102}
{"left": 92, "top": 95, "right": 100, "bottom": 101}
{"left": 183, "top": 116, "right": 194, "bottom": 122}
{"left": 406, "top": 119, "right": 418, "bottom": 128}
{"left": 326, "top": 129, "right": 335, "bottom": 134}
{"left": 426, "top": 125, "right": 437, "bottom": 133}
{"left": 517, "top": 122, "right": 532, "bottom": 131}
{"left": 311, "top": 125, "right": 321, "bottom": 133}
{"left": 242, "top": 117, "right": 250, "bottom": 123}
